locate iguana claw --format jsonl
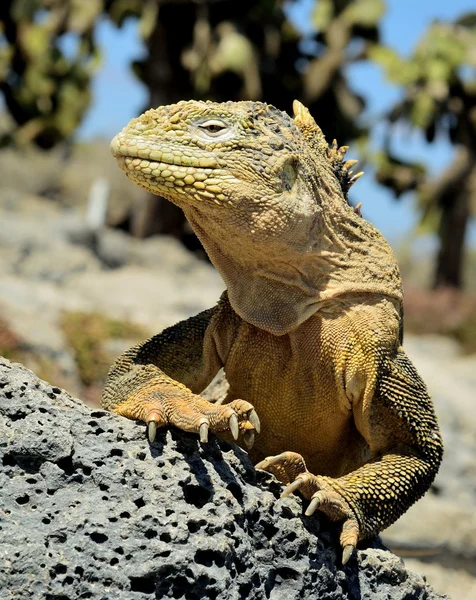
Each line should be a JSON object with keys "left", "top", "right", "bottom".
{"left": 281, "top": 478, "right": 305, "bottom": 498}
{"left": 199, "top": 422, "right": 209, "bottom": 443}
{"left": 248, "top": 410, "right": 260, "bottom": 433}
{"left": 304, "top": 493, "right": 322, "bottom": 516}
{"left": 147, "top": 421, "right": 157, "bottom": 443}
{"left": 342, "top": 545, "right": 355, "bottom": 565}
{"left": 256, "top": 450, "right": 361, "bottom": 562}
{"left": 229, "top": 413, "right": 239, "bottom": 440}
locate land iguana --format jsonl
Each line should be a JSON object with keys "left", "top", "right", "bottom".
{"left": 103, "top": 99, "right": 443, "bottom": 564}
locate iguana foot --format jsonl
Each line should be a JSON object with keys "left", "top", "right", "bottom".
{"left": 256, "top": 451, "right": 359, "bottom": 564}
{"left": 115, "top": 392, "right": 260, "bottom": 445}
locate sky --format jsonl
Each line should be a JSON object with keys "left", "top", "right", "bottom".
{"left": 73, "top": 0, "right": 476, "bottom": 245}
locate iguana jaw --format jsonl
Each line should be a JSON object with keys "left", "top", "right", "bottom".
{"left": 110, "top": 135, "right": 219, "bottom": 168}
{"left": 110, "top": 134, "right": 233, "bottom": 208}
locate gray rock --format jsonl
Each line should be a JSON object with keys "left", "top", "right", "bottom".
{"left": 0, "top": 206, "right": 101, "bottom": 283}
{"left": 0, "top": 276, "right": 82, "bottom": 394}
{"left": 0, "top": 358, "right": 446, "bottom": 600}
{"left": 15, "top": 241, "right": 102, "bottom": 283}
{"left": 65, "top": 264, "right": 224, "bottom": 332}
{"left": 94, "top": 228, "right": 215, "bottom": 273}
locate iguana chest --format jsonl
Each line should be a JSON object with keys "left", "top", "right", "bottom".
{"left": 222, "top": 315, "right": 368, "bottom": 476}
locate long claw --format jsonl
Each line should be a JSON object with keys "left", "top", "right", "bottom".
{"left": 342, "top": 545, "right": 355, "bottom": 565}
{"left": 199, "top": 422, "right": 209, "bottom": 443}
{"left": 281, "top": 478, "right": 304, "bottom": 498}
{"left": 305, "top": 495, "right": 321, "bottom": 516}
{"left": 243, "top": 430, "right": 255, "bottom": 449}
{"left": 229, "top": 413, "right": 239, "bottom": 440}
{"left": 248, "top": 409, "right": 260, "bottom": 433}
{"left": 147, "top": 421, "right": 157, "bottom": 443}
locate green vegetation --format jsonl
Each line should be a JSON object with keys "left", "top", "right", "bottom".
{"left": 0, "top": 1, "right": 98, "bottom": 148}
{"left": 60, "top": 311, "right": 149, "bottom": 387}
{"left": 372, "top": 16, "right": 476, "bottom": 289}
{"left": 0, "top": 310, "right": 150, "bottom": 403}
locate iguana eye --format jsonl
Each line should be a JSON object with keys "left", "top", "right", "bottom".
{"left": 198, "top": 120, "right": 228, "bottom": 136}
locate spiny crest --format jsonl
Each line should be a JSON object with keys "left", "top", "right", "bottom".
{"left": 292, "top": 100, "right": 364, "bottom": 198}
{"left": 327, "top": 138, "right": 364, "bottom": 195}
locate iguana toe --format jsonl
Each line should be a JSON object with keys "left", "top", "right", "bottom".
{"left": 255, "top": 451, "right": 308, "bottom": 484}
{"left": 256, "top": 450, "right": 360, "bottom": 563}
{"left": 116, "top": 391, "right": 259, "bottom": 444}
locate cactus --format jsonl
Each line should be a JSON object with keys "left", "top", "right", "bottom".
{"left": 0, "top": 0, "right": 102, "bottom": 148}
{"left": 370, "top": 14, "right": 476, "bottom": 288}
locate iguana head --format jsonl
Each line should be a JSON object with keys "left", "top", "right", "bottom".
{"left": 111, "top": 100, "right": 358, "bottom": 217}
{"left": 111, "top": 100, "right": 402, "bottom": 335}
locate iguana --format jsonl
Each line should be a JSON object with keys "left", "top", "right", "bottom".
{"left": 103, "top": 99, "right": 443, "bottom": 564}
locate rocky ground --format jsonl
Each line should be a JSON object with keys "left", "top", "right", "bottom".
{"left": 0, "top": 190, "right": 475, "bottom": 598}
{"left": 0, "top": 357, "right": 446, "bottom": 600}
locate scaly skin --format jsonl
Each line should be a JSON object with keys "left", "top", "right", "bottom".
{"left": 103, "top": 99, "right": 443, "bottom": 563}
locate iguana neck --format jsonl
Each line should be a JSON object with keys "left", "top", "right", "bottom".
{"left": 184, "top": 200, "right": 403, "bottom": 336}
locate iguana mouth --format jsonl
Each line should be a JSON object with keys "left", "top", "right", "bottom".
{"left": 118, "top": 155, "right": 217, "bottom": 176}
{"left": 116, "top": 154, "right": 218, "bottom": 179}
{"left": 114, "top": 151, "right": 228, "bottom": 207}
{"left": 111, "top": 132, "right": 231, "bottom": 206}
{"left": 110, "top": 134, "right": 219, "bottom": 169}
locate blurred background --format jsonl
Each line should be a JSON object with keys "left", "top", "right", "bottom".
{"left": 0, "top": 0, "right": 475, "bottom": 596}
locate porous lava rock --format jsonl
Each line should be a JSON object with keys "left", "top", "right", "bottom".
{"left": 0, "top": 357, "right": 446, "bottom": 600}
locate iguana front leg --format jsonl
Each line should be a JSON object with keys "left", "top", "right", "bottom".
{"left": 101, "top": 305, "right": 259, "bottom": 443}
{"left": 257, "top": 348, "right": 443, "bottom": 564}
